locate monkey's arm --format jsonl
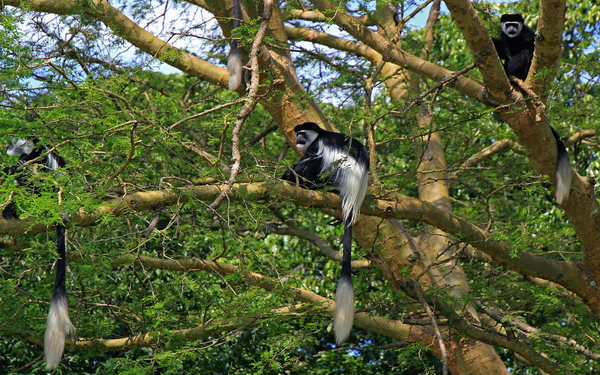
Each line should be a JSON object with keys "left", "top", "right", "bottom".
{"left": 492, "top": 38, "right": 509, "bottom": 61}
{"left": 505, "top": 48, "right": 533, "bottom": 79}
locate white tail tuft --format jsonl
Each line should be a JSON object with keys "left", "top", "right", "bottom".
{"left": 555, "top": 153, "right": 572, "bottom": 204}
{"left": 44, "top": 294, "right": 74, "bottom": 369}
{"left": 227, "top": 47, "right": 243, "bottom": 91}
{"left": 334, "top": 277, "right": 354, "bottom": 345}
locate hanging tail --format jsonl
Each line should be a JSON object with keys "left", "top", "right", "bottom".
{"left": 334, "top": 217, "right": 354, "bottom": 345}
{"left": 44, "top": 224, "right": 74, "bottom": 369}
{"left": 333, "top": 157, "right": 368, "bottom": 344}
{"left": 227, "top": 0, "right": 243, "bottom": 91}
{"left": 551, "top": 128, "right": 572, "bottom": 204}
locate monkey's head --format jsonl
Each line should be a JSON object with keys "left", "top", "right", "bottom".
{"left": 500, "top": 13, "right": 525, "bottom": 38}
{"left": 6, "top": 139, "right": 34, "bottom": 157}
{"left": 293, "top": 122, "right": 322, "bottom": 150}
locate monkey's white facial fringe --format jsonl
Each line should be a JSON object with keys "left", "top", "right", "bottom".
{"left": 296, "top": 130, "right": 319, "bottom": 151}
{"left": 502, "top": 22, "right": 523, "bottom": 38}
{"left": 6, "top": 139, "right": 34, "bottom": 157}
{"left": 44, "top": 294, "right": 74, "bottom": 369}
{"left": 334, "top": 277, "right": 354, "bottom": 345}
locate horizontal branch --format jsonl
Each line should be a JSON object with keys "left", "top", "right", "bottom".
{"left": 109, "top": 255, "right": 426, "bottom": 349}
{"left": 107, "top": 254, "right": 564, "bottom": 370}
{"left": 0, "top": 182, "right": 580, "bottom": 289}
{"left": 75, "top": 316, "right": 258, "bottom": 351}
{"left": 3, "top": 181, "right": 597, "bottom": 316}
{"left": 448, "top": 138, "right": 524, "bottom": 182}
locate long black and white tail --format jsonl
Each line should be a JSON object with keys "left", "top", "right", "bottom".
{"left": 44, "top": 224, "right": 74, "bottom": 369}
{"left": 227, "top": 0, "right": 243, "bottom": 91}
{"left": 551, "top": 128, "right": 572, "bottom": 204}
{"left": 334, "top": 218, "right": 355, "bottom": 344}
{"left": 333, "top": 161, "right": 369, "bottom": 344}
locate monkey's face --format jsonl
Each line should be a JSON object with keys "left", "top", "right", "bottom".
{"left": 502, "top": 21, "right": 523, "bottom": 38}
{"left": 6, "top": 139, "right": 34, "bottom": 157}
{"left": 295, "top": 130, "right": 319, "bottom": 150}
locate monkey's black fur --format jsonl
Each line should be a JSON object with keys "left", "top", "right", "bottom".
{"left": 2, "top": 139, "right": 72, "bottom": 369}
{"left": 282, "top": 122, "right": 369, "bottom": 344}
{"left": 493, "top": 14, "right": 535, "bottom": 80}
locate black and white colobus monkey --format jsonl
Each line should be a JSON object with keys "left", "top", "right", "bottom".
{"left": 3, "top": 139, "right": 73, "bottom": 369}
{"left": 227, "top": 0, "right": 243, "bottom": 91}
{"left": 492, "top": 14, "right": 535, "bottom": 80}
{"left": 492, "top": 14, "right": 572, "bottom": 203}
{"left": 282, "top": 122, "right": 369, "bottom": 344}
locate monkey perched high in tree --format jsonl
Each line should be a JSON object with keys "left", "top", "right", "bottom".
{"left": 492, "top": 14, "right": 572, "bottom": 204}
{"left": 3, "top": 139, "right": 73, "bottom": 369}
{"left": 282, "top": 122, "right": 369, "bottom": 344}
{"left": 492, "top": 13, "right": 535, "bottom": 80}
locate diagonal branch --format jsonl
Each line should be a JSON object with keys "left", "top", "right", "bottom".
{"left": 113, "top": 254, "right": 565, "bottom": 374}
{"left": 3, "top": 0, "right": 230, "bottom": 87}
{"left": 448, "top": 138, "right": 524, "bottom": 182}
{"left": 440, "top": 0, "right": 600, "bottom": 280}
{"left": 307, "top": 0, "right": 486, "bottom": 102}
{"left": 530, "top": 0, "right": 567, "bottom": 92}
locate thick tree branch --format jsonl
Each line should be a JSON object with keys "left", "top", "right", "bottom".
{"left": 442, "top": 0, "right": 513, "bottom": 103}
{"left": 110, "top": 255, "right": 508, "bottom": 374}
{"left": 530, "top": 0, "right": 567, "bottom": 91}
{"left": 285, "top": 25, "right": 410, "bottom": 99}
{"left": 109, "top": 255, "right": 437, "bottom": 352}
{"left": 3, "top": 0, "right": 231, "bottom": 87}
{"left": 2, "top": 181, "right": 591, "bottom": 307}
{"left": 307, "top": 0, "right": 486, "bottom": 103}
{"left": 398, "top": 280, "right": 567, "bottom": 375}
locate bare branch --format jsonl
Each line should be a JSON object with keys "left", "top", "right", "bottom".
{"left": 210, "top": 0, "right": 274, "bottom": 209}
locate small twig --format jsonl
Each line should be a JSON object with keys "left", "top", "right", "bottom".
{"left": 167, "top": 99, "right": 245, "bottom": 131}
{"left": 406, "top": 64, "right": 476, "bottom": 110}
{"left": 413, "top": 280, "right": 448, "bottom": 375}
{"left": 413, "top": 243, "right": 465, "bottom": 281}
{"left": 401, "top": 0, "right": 436, "bottom": 24}
{"left": 141, "top": 208, "right": 162, "bottom": 237}
{"left": 103, "top": 122, "right": 138, "bottom": 190}
{"left": 363, "top": 64, "right": 382, "bottom": 185}
{"left": 448, "top": 138, "right": 525, "bottom": 182}
{"left": 249, "top": 124, "right": 278, "bottom": 146}
{"left": 476, "top": 301, "right": 600, "bottom": 360}
{"left": 181, "top": 142, "right": 231, "bottom": 173}
{"left": 264, "top": 222, "right": 371, "bottom": 269}
{"left": 9, "top": 139, "right": 72, "bottom": 174}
